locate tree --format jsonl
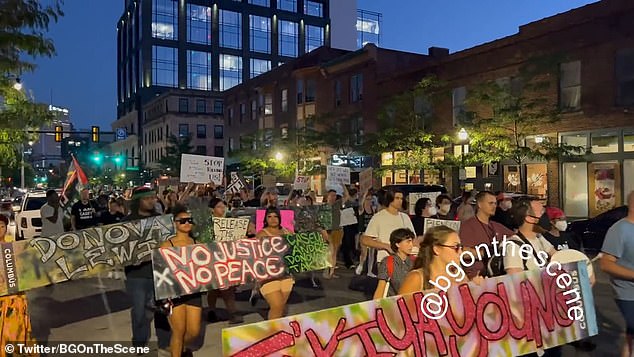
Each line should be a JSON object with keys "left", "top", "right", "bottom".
{"left": 158, "top": 135, "right": 194, "bottom": 175}
{"left": 461, "top": 55, "right": 584, "bottom": 192}
{"left": 0, "top": 0, "right": 64, "bottom": 168}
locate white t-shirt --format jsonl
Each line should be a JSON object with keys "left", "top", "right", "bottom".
{"left": 503, "top": 233, "right": 555, "bottom": 271}
{"left": 40, "top": 203, "right": 64, "bottom": 238}
{"left": 364, "top": 209, "right": 416, "bottom": 262}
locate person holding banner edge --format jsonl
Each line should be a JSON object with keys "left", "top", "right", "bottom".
{"left": 256, "top": 207, "right": 295, "bottom": 320}
{"left": 325, "top": 183, "right": 350, "bottom": 279}
{"left": 159, "top": 206, "right": 202, "bottom": 357}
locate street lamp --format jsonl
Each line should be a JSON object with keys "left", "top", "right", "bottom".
{"left": 457, "top": 128, "right": 469, "bottom": 189}
{"left": 13, "top": 78, "right": 22, "bottom": 91}
{"left": 275, "top": 152, "right": 284, "bottom": 161}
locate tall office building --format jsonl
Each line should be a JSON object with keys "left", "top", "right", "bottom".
{"left": 117, "top": 0, "right": 333, "bottom": 119}
{"left": 356, "top": 9, "right": 381, "bottom": 48}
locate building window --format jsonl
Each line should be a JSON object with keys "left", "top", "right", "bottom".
{"left": 228, "top": 107, "right": 234, "bottom": 126}
{"left": 196, "top": 145, "right": 206, "bottom": 155}
{"left": 559, "top": 60, "right": 581, "bottom": 110}
{"left": 229, "top": 137, "right": 235, "bottom": 152}
{"left": 250, "top": 58, "right": 271, "bottom": 78}
{"left": 277, "top": 0, "right": 296, "bottom": 12}
{"left": 214, "top": 146, "right": 224, "bottom": 157}
{"left": 357, "top": 9, "right": 381, "bottom": 48}
{"left": 297, "top": 80, "right": 303, "bottom": 104}
{"left": 179, "top": 98, "right": 189, "bottom": 112}
{"left": 452, "top": 86, "right": 466, "bottom": 127}
{"left": 152, "top": 46, "right": 177, "bottom": 87}
{"left": 249, "top": 0, "right": 269, "bottom": 6}
{"left": 251, "top": 99, "right": 257, "bottom": 120}
{"left": 305, "top": 79, "right": 316, "bottom": 102}
{"left": 187, "top": 4, "right": 211, "bottom": 45}
{"left": 305, "top": 25, "right": 324, "bottom": 53}
{"left": 219, "top": 10, "right": 241, "bottom": 49}
{"left": 152, "top": 0, "right": 177, "bottom": 40}
{"left": 214, "top": 100, "right": 224, "bottom": 114}
{"left": 187, "top": 50, "right": 211, "bottom": 90}
{"left": 249, "top": 15, "right": 271, "bottom": 54}
{"left": 616, "top": 49, "right": 634, "bottom": 107}
{"left": 350, "top": 74, "right": 363, "bottom": 102}
{"left": 304, "top": 1, "right": 323, "bottom": 17}
{"left": 240, "top": 103, "right": 246, "bottom": 123}
{"left": 335, "top": 80, "right": 341, "bottom": 106}
{"left": 179, "top": 124, "right": 189, "bottom": 137}
{"left": 196, "top": 99, "right": 206, "bottom": 113}
{"left": 220, "top": 54, "right": 242, "bottom": 90}
{"left": 352, "top": 117, "right": 364, "bottom": 145}
{"left": 197, "top": 124, "right": 206, "bottom": 138}
{"left": 278, "top": 20, "right": 298, "bottom": 57}
{"left": 214, "top": 125, "right": 224, "bottom": 139}
{"left": 264, "top": 93, "right": 273, "bottom": 115}
{"left": 281, "top": 89, "right": 288, "bottom": 112}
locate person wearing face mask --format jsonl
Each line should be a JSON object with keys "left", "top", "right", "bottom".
{"left": 435, "top": 194, "right": 455, "bottom": 220}
{"left": 410, "top": 198, "right": 438, "bottom": 237}
{"left": 492, "top": 192, "right": 514, "bottom": 230}
{"left": 541, "top": 207, "right": 579, "bottom": 251}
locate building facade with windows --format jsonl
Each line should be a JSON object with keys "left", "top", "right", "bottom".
{"left": 356, "top": 9, "right": 381, "bottom": 48}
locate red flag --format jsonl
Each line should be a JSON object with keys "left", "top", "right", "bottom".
{"left": 60, "top": 155, "right": 89, "bottom": 209}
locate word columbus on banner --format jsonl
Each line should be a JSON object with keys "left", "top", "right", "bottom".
{"left": 221, "top": 261, "right": 598, "bottom": 357}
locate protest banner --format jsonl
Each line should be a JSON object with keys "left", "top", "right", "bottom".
{"left": 326, "top": 165, "right": 350, "bottom": 187}
{"left": 222, "top": 260, "right": 598, "bottom": 356}
{"left": 359, "top": 168, "right": 373, "bottom": 195}
{"left": 180, "top": 154, "right": 224, "bottom": 185}
{"left": 226, "top": 172, "right": 246, "bottom": 194}
{"left": 292, "top": 205, "right": 333, "bottom": 232}
{"left": 423, "top": 218, "right": 461, "bottom": 233}
{"left": 255, "top": 209, "right": 295, "bottom": 233}
{"left": 0, "top": 215, "right": 174, "bottom": 296}
{"left": 408, "top": 192, "right": 442, "bottom": 215}
{"left": 293, "top": 176, "right": 311, "bottom": 191}
{"left": 152, "top": 232, "right": 330, "bottom": 299}
{"left": 213, "top": 217, "right": 250, "bottom": 241}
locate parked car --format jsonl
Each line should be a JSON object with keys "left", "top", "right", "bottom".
{"left": 568, "top": 205, "right": 628, "bottom": 252}
{"left": 15, "top": 191, "right": 48, "bottom": 241}
{"left": 0, "top": 199, "right": 13, "bottom": 221}
{"left": 12, "top": 195, "right": 23, "bottom": 212}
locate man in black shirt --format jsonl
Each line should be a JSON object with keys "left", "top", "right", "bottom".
{"left": 123, "top": 187, "right": 171, "bottom": 350}
{"left": 100, "top": 198, "right": 125, "bottom": 225}
{"left": 71, "top": 188, "right": 96, "bottom": 230}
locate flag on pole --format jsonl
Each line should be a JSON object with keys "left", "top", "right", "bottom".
{"left": 60, "top": 155, "right": 89, "bottom": 216}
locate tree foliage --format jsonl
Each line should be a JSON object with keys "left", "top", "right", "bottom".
{"left": 158, "top": 134, "right": 194, "bottom": 175}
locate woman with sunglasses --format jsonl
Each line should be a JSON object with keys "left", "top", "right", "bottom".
{"left": 160, "top": 206, "right": 202, "bottom": 357}
{"left": 255, "top": 207, "right": 295, "bottom": 319}
{"left": 206, "top": 198, "right": 243, "bottom": 324}
{"left": 399, "top": 225, "right": 482, "bottom": 295}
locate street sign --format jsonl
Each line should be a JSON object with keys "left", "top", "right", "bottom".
{"left": 116, "top": 127, "right": 128, "bottom": 141}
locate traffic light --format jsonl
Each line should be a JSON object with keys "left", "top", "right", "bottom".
{"left": 91, "top": 126, "right": 100, "bottom": 142}
{"left": 113, "top": 155, "right": 124, "bottom": 164}
{"left": 92, "top": 152, "right": 103, "bottom": 164}
{"left": 55, "top": 126, "right": 63, "bottom": 142}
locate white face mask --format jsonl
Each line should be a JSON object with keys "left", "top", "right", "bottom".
{"left": 439, "top": 203, "right": 451, "bottom": 214}
{"left": 427, "top": 206, "right": 438, "bottom": 216}
{"left": 555, "top": 221, "right": 568, "bottom": 231}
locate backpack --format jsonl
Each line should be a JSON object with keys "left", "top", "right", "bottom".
{"left": 382, "top": 255, "right": 416, "bottom": 297}
{"left": 486, "top": 232, "right": 541, "bottom": 277}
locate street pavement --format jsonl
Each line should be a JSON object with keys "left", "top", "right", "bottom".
{"left": 24, "top": 262, "right": 623, "bottom": 357}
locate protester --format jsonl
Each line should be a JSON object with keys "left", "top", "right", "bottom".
{"left": 255, "top": 207, "right": 295, "bottom": 319}
{"left": 600, "top": 191, "right": 634, "bottom": 357}
{"left": 296, "top": 195, "right": 329, "bottom": 288}
{"left": 435, "top": 194, "right": 456, "bottom": 220}
{"left": 71, "top": 188, "right": 97, "bottom": 230}
{"left": 123, "top": 187, "right": 171, "bottom": 350}
{"left": 159, "top": 206, "right": 202, "bottom": 357}
{"left": 456, "top": 191, "right": 475, "bottom": 222}
{"left": 0, "top": 215, "right": 38, "bottom": 354}
{"left": 100, "top": 198, "right": 126, "bottom": 225}
{"left": 341, "top": 188, "right": 359, "bottom": 270}
{"left": 206, "top": 198, "right": 243, "bottom": 324}
{"left": 410, "top": 197, "right": 438, "bottom": 237}
{"left": 356, "top": 189, "right": 378, "bottom": 276}
{"left": 373, "top": 228, "right": 414, "bottom": 299}
{"left": 492, "top": 192, "right": 514, "bottom": 230}
{"left": 361, "top": 188, "right": 416, "bottom": 264}
{"left": 399, "top": 225, "right": 483, "bottom": 295}
{"left": 324, "top": 185, "right": 350, "bottom": 279}
{"left": 40, "top": 189, "right": 64, "bottom": 237}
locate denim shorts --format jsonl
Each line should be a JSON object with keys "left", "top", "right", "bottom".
{"left": 615, "top": 299, "right": 634, "bottom": 334}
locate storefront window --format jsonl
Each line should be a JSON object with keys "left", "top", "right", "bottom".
{"left": 395, "top": 169, "right": 407, "bottom": 184}
{"left": 465, "top": 166, "right": 477, "bottom": 179}
{"left": 591, "top": 132, "right": 618, "bottom": 154}
{"left": 625, "top": 160, "right": 634, "bottom": 199}
{"left": 624, "top": 131, "right": 634, "bottom": 152}
{"left": 563, "top": 162, "right": 588, "bottom": 217}
{"left": 561, "top": 134, "right": 587, "bottom": 154}
{"left": 381, "top": 152, "right": 393, "bottom": 166}
{"left": 526, "top": 163, "right": 548, "bottom": 199}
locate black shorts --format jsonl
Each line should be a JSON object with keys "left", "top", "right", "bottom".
{"left": 616, "top": 299, "right": 634, "bottom": 335}
{"left": 172, "top": 293, "right": 203, "bottom": 308}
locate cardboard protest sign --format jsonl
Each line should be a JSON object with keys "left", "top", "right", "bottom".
{"left": 152, "top": 232, "right": 331, "bottom": 299}
{"left": 423, "top": 218, "right": 461, "bottom": 233}
{"left": 408, "top": 191, "right": 442, "bottom": 215}
{"left": 340, "top": 207, "right": 358, "bottom": 227}
{"left": 293, "top": 176, "right": 310, "bottom": 191}
{"left": 326, "top": 165, "right": 350, "bottom": 187}
{"left": 0, "top": 215, "right": 174, "bottom": 296}
{"left": 222, "top": 260, "right": 598, "bottom": 356}
{"left": 255, "top": 209, "right": 295, "bottom": 233}
{"left": 359, "top": 168, "right": 373, "bottom": 196}
{"left": 292, "top": 205, "right": 333, "bottom": 232}
{"left": 213, "top": 217, "right": 249, "bottom": 241}
{"left": 226, "top": 172, "right": 246, "bottom": 194}
{"left": 180, "top": 154, "right": 224, "bottom": 185}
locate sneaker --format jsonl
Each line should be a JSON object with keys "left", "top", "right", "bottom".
{"left": 347, "top": 264, "right": 356, "bottom": 270}
{"left": 249, "top": 289, "right": 260, "bottom": 306}
{"left": 229, "top": 314, "right": 244, "bottom": 324}
{"left": 355, "top": 264, "right": 363, "bottom": 275}
{"left": 311, "top": 277, "right": 320, "bottom": 288}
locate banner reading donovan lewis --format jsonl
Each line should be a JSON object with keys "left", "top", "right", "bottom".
{"left": 0, "top": 215, "right": 174, "bottom": 297}
{"left": 222, "top": 261, "right": 598, "bottom": 357}
{"left": 152, "top": 232, "right": 331, "bottom": 300}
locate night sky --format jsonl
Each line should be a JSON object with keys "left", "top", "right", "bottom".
{"left": 22, "top": 0, "right": 598, "bottom": 129}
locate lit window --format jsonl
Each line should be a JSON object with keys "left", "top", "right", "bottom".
{"left": 248, "top": 0, "right": 269, "bottom": 6}
{"left": 152, "top": 0, "right": 177, "bottom": 40}
{"left": 187, "top": 50, "right": 211, "bottom": 90}
{"left": 187, "top": 4, "right": 211, "bottom": 45}
{"left": 152, "top": 46, "right": 178, "bottom": 87}
{"left": 220, "top": 54, "right": 242, "bottom": 91}
{"left": 250, "top": 58, "right": 271, "bottom": 78}
{"left": 278, "top": 20, "right": 298, "bottom": 57}
{"left": 305, "top": 25, "right": 324, "bottom": 53}
{"left": 220, "top": 10, "right": 242, "bottom": 49}
{"left": 560, "top": 61, "right": 581, "bottom": 110}
{"left": 281, "top": 89, "right": 288, "bottom": 112}
{"left": 264, "top": 93, "right": 273, "bottom": 115}
{"left": 277, "top": 0, "right": 296, "bottom": 12}
{"left": 304, "top": 1, "right": 323, "bottom": 17}
{"left": 249, "top": 15, "right": 271, "bottom": 54}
